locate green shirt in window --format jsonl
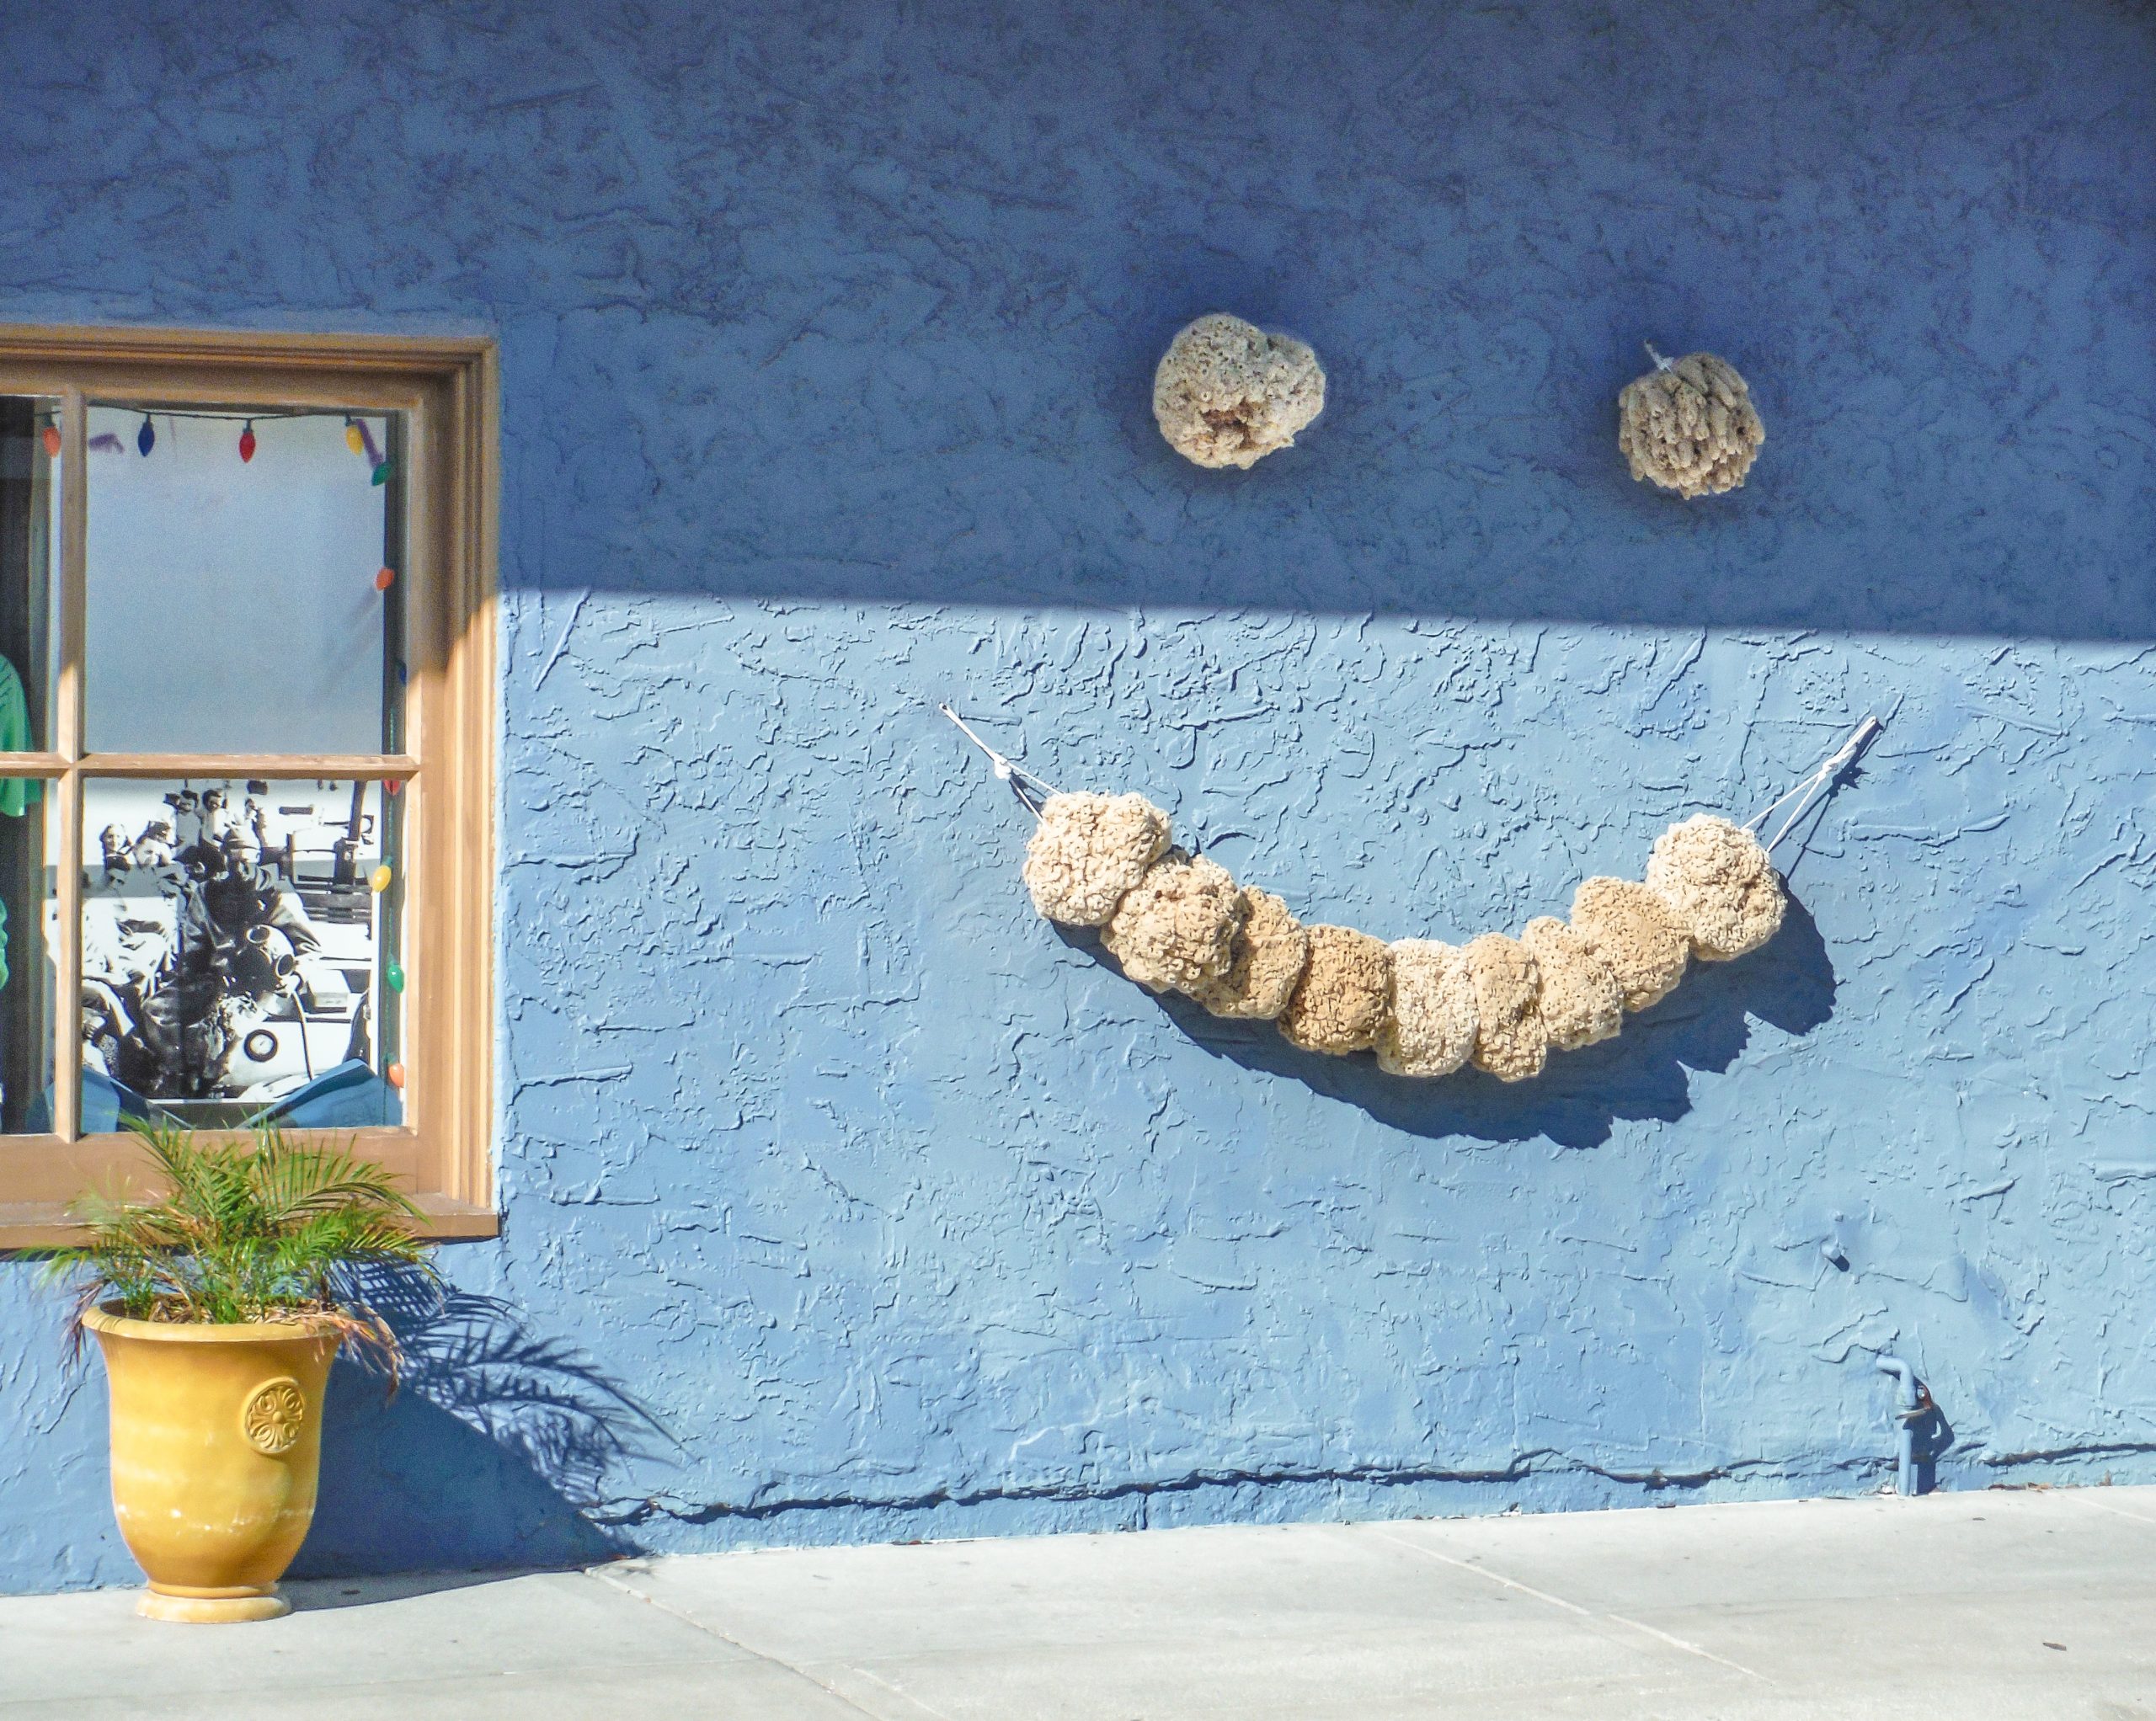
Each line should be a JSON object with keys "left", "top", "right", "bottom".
{"left": 0, "top": 655, "right": 40, "bottom": 818}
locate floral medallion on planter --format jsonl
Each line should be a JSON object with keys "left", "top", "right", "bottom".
{"left": 243, "top": 1377, "right": 307, "bottom": 1456}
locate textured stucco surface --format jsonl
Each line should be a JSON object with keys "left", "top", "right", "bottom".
{"left": 3, "top": 0, "right": 2154, "bottom": 1590}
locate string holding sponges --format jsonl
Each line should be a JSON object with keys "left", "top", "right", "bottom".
{"left": 1001, "top": 791, "right": 1784, "bottom": 1081}
{"left": 1153, "top": 313, "right": 1326, "bottom": 471}
{"left": 1004, "top": 786, "right": 1787, "bottom": 1083}
{"left": 947, "top": 705, "right": 1856, "bottom": 1089}
{"left": 1617, "top": 347, "right": 1764, "bottom": 498}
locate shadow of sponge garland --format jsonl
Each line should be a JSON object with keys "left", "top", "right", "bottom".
{"left": 1617, "top": 351, "right": 1764, "bottom": 498}
{"left": 1102, "top": 850, "right": 1247, "bottom": 993}
{"left": 1278, "top": 924, "right": 1392, "bottom": 1054}
{"left": 1022, "top": 791, "right": 1172, "bottom": 927}
{"left": 1464, "top": 933, "right": 1547, "bottom": 1082}
{"left": 1567, "top": 876, "right": 1692, "bottom": 1011}
{"left": 1644, "top": 814, "right": 1785, "bottom": 962}
{"left": 1153, "top": 313, "right": 1326, "bottom": 470}
{"left": 1520, "top": 917, "right": 1623, "bottom": 1052}
{"left": 1188, "top": 886, "right": 1310, "bottom": 1019}
{"left": 1374, "top": 940, "right": 1477, "bottom": 1078}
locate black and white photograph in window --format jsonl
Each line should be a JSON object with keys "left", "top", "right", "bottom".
{"left": 73, "top": 777, "right": 403, "bottom": 1129}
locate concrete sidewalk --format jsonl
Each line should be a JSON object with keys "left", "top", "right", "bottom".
{"left": 4, "top": 1488, "right": 2153, "bottom": 1719}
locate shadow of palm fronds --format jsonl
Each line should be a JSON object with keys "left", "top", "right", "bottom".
{"left": 354, "top": 1268, "right": 675, "bottom": 1511}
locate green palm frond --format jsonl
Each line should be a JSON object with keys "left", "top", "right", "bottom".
{"left": 40, "top": 1119, "right": 439, "bottom": 1375}
{"left": 249, "top": 1127, "right": 423, "bottom": 1228}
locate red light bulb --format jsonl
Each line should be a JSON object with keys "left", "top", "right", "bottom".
{"left": 238, "top": 422, "right": 256, "bottom": 463}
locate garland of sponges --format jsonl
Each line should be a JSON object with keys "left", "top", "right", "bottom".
{"left": 1021, "top": 795, "right": 1785, "bottom": 1081}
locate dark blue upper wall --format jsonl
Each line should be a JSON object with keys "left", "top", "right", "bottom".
{"left": 3, "top": 1, "right": 2148, "bottom": 632}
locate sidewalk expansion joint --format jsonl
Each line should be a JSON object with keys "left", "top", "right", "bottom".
{"left": 584, "top": 1563, "right": 889, "bottom": 1718}
{"left": 1364, "top": 1525, "right": 1774, "bottom": 1686}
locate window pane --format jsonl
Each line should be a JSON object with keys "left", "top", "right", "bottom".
{"left": 78, "top": 777, "right": 404, "bottom": 1129}
{"left": 0, "top": 396, "right": 61, "bottom": 752}
{"left": 0, "top": 399, "right": 61, "bottom": 1132}
{"left": 85, "top": 405, "right": 404, "bottom": 754}
{"left": 0, "top": 768, "right": 56, "bottom": 1134}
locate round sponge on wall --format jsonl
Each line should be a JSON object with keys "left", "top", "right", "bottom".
{"left": 1187, "top": 885, "right": 1310, "bottom": 1020}
{"left": 1277, "top": 924, "right": 1393, "bottom": 1055}
{"left": 1644, "top": 814, "right": 1785, "bottom": 962}
{"left": 1022, "top": 791, "right": 1172, "bottom": 927}
{"left": 1463, "top": 932, "right": 1547, "bottom": 1082}
{"left": 1617, "top": 351, "right": 1764, "bottom": 499}
{"left": 1374, "top": 939, "right": 1478, "bottom": 1078}
{"left": 1519, "top": 916, "right": 1623, "bottom": 1052}
{"left": 1102, "top": 850, "right": 1247, "bottom": 994}
{"left": 1153, "top": 313, "right": 1326, "bottom": 471}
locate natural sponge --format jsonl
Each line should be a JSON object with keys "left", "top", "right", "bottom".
{"left": 1645, "top": 814, "right": 1785, "bottom": 962}
{"left": 1102, "top": 850, "right": 1246, "bottom": 993}
{"left": 1568, "top": 876, "right": 1691, "bottom": 1012}
{"left": 1188, "top": 885, "right": 1310, "bottom": 1019}
{"left": 1153, "top": 313, "right": 1326, "bottom": 471}
{"left": 1022, "top": 791, "right": 1172, "bottom": 927}
{"left": 1519, "top": 917, "right": 1622, "bottom": 1053}
{"left": 1462, "top": 933, "right": 1547, "bottom": 1082}
{"left": 1617, "top": 350, "right": 1764, "bottom": 499}
{"left": 1374, "top": 940, "right": 1478, "bottom": 1078}
{"left": 1277, "top": 924, "right": 1392, "bottom": 1055}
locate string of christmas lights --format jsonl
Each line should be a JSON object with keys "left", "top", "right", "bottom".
{"left": 33, "top": 408, "right": 395, "bottom": 480}
{"left": 33, "top": 409, "right": 406, "bottom": 604}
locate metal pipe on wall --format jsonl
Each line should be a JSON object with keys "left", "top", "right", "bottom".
{"left": 1876, "top": 1356, "right": 1924, "bottom": 1495}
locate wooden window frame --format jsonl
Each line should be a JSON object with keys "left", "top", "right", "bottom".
{"left": 0, "top": 325, "right": 498, "bottom": 1248}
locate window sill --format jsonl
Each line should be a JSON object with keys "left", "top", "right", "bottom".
{"left": 0, "top": 1193, "right": 499, "bottom": 1253}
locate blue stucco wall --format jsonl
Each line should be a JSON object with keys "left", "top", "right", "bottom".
{"left": 3, "top": 0, "right": 2154, "bottom": 1590}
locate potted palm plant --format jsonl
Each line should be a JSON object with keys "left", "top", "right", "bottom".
{"left": 45, "top": 1121, "right": 435, "bottom": 1622}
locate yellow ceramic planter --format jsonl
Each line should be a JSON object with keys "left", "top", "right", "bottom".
{"left": 84, "top": 1307, "right": 339, "bottom": 1623}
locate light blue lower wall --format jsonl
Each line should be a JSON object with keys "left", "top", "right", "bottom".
{"left": 4, "top": 0, "right": 2155, "bottom": 1589}
{"left": 478, "top": 608, "right": 2156, "bottom": 1554}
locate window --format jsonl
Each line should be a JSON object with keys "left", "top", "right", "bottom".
{"left": 0, "top": 327, "right": 497, "bottom": 1245}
